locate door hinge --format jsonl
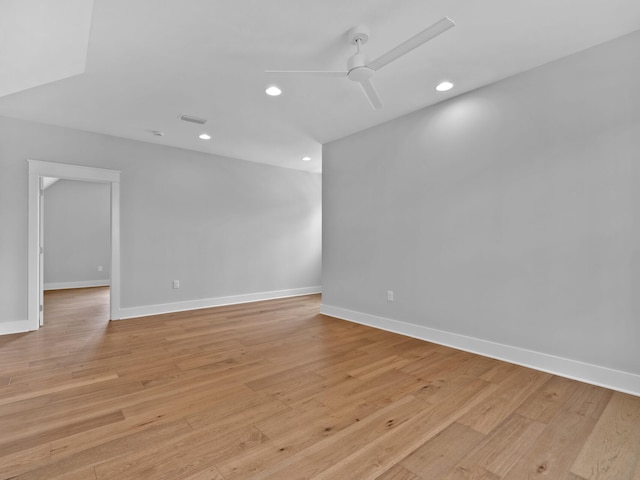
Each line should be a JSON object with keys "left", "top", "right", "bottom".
{"left": 39, "top": 304, "right": 43, "bottom": 312}
{"left": 40, "top": 246, "right": 43, "bottom": 254}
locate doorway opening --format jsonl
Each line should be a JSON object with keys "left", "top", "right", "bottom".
{"left": 42, "top": 177, "right": 112, "bottom": 326}
{"left": 28, "top": 160, "right": 121, "bottom": 330}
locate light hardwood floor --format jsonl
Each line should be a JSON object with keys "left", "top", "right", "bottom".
{"left": 0, "top": 288, "right": 639, "bottom": 479}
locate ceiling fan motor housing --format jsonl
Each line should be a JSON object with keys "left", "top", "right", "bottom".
{"left": 347, "top": 61, "right": 374, "bottom": 83}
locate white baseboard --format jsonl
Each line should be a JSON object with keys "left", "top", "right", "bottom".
{"left": 320, "top": 303, "right": 640, "bottom": 397}
{"left": 119, "top": 286, "right": 322, "bottom": 320}
{"left": 0, "top": 319, "right": 36, "bottom": 336}
{"left": 44, "top": 280, "right": 110, "bottom": 290}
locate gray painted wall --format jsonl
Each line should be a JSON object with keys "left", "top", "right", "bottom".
{"left": 0, "top": 118, "right": 321, "bottom": 323}
{"left": 322, "top": 31, "right": 640, "bottom": 376}
{"left": 43, "top": 179, "right": 111, "bottom": 287}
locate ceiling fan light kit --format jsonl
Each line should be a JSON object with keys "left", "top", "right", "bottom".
{"left": 266, "top": 17, "right": 455, "bottom": 110}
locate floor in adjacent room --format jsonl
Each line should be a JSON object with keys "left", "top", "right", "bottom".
{"left": 0, "top": 287, "right": 638, "bottom": 479}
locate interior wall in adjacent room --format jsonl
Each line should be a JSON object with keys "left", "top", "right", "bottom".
{"left": 43, "top": 179, "right": 111, "bottom": 288}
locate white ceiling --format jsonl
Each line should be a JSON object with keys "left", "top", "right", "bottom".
{"left": 0, "top": 0, "right": 93, "bottom": 97}
{"left": 1, "top": 0, "right": 639, "bottom": 173}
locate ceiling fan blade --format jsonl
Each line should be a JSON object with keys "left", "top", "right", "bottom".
{"left": 358, "top": 77, "right": 383, "bottom": 110}
{"left": 367, "top": 17, "right": 455, "bottom": 71}
{"left": 265, "top": 70, "right": 347, "bottom": 77}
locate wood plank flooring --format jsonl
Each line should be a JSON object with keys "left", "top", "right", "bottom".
{"left": 0, "top": 287, "right": 638, "bottom": 479}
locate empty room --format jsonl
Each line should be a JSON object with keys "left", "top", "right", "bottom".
{"left": 0, "top": 1, "right": 639, "bottom": 479}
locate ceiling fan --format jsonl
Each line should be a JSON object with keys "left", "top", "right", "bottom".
{"left": 265, "top": 17, "right": 455, "bottom": 110}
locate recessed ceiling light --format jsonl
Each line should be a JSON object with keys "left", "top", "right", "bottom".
{"left": 199, "top": 133, "right": 211, "bottom": 140}
{"left": 436, "top": 81, "right": 454, "bottom": 92}
{"left": 265, "top": 86, "right": 282, "bottom": 96}
{"left": 301, "top": 156, "right": 311, "bottom": 162}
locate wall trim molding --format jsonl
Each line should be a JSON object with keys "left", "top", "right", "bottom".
{"left": 44, "top": 280, "right": 111, "bottom": 291}
{"left": 0, "top": 319, "right": 35, "bottom": 336}
{"left": 27, "top": 159, "right": 121, "bottom": 327}
{"left": 119, "top": 286, "right": 322, "bottom": 320}
{"left": 320, "top": 303, "right": 640, "bottom": 397}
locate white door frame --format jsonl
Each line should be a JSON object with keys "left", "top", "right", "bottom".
{"left": 28, "top": 160, "right": 121, "bottom": 329}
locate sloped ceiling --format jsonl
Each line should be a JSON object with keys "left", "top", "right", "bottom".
{"left": 0, "top": 0, "right": 93, "bottom": 97}
{"left": 1, "top": 0, "right": 639, "bottom": 172}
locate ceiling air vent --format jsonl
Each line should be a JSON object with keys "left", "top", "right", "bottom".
{"left": 178, "top": 114, "right": 208, "bottom": 125}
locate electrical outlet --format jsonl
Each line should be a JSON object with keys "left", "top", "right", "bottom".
{"left": 387, "top": 290, "right": 394, "bottom": 302}
{"left": 173, "top": 280, "right": 180, "bottom": 289}
{"left": 98, "top": 265, "right": 103, "bottom": 272}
